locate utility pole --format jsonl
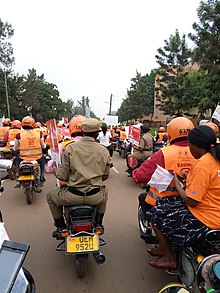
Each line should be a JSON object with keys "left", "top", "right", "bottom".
{"left": 4, "top": 68, "right": 11, "bottom": 119}
{"left": 109, "top": 94, "right": 112, "bottom": 115}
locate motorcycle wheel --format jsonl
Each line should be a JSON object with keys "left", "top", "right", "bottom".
{"left": 23, "top": 267, "right": 36, "bottom": 293}
{"left": 8, "top": 163, "right": 16, "bottom": 180}
{"left": 75, "top": 254, "right": 88, "bottom": 278}
{"left": 25, "top": 188, "right": 33, "bottom": 205}
{"left": 121, "top": 148, "right": 125, "bottom": 159}
{"left": 178, "top": 249, "right": 195, "bottom": 288}
{"left": 0, "top": 211, "right": 3, "bottom": 222}
{"left": 138, "top": 205, "right": 149, "bottom": 235}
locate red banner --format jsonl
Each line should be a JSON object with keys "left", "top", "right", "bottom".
{"left": 46, "top": 119, "right": 60, "bottom": 165}
{"left": 128, "top": 125, "right": 140, "bottom": 147}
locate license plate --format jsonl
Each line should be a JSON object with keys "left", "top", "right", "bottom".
{"left": 66, "top": 234, "right": 99, "bottom": 253}
{"left": 18, "top": 175, "right": 35, "bottom": 181}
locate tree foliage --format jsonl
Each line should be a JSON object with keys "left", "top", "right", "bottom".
{"left": 0, "top": 67, "right": 98, "bottom": 122}
{"left": 189, "top": 0, "right": 220, "bottom": 113}
{"left": 155, "top": 30, "right": 193, "bottom": 117}
{"left": 0, "top": 18, "right": 14, "bottom": 68}
{"left": 117, "top": 70, "right": 156, "bottom": 122}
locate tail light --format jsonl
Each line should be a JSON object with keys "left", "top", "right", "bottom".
{"left": 72, "top": 222, "right": 92, "bottom": 232}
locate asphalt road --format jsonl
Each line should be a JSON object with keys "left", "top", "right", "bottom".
{"left": 0, "top": 152, "right": 174, "bottom": 293}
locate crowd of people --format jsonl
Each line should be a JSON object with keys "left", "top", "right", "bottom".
{"left": 1, "top": 114, "right": 220, "bottom": 275}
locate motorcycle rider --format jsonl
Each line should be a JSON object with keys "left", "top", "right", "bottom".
{"left": 0, "top": 118, "right": 11, "bottom": 145}
{"left": 3, "top": 120, "right": 22, "bottom": 146}
{"left": 97, "top": 122, "right": 114, "bottom": 167}
{"left": 126, "top": 124, "right": 153, "bottom": 173}
{"left": 46, "top": 118, "right": 111, "bottom": 233}
{"left": 132, "top": 117, "right": 196, "bottom": 241}
{"left": 155, "top": 126, "right": 168, "bottom": 143}
{"left": 146, "top": 125, "right": 220, "bottom": 269}
{"left": 13, "top": 116, "right": 47, "bottom": 184}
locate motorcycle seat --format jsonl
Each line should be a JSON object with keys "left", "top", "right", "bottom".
{"left": 64, "top": 205, "right": 96, "bottom": 221}
{"left": 19, "top": 160, "right": 38, "bottom": 168}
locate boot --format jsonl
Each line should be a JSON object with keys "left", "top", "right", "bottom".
{"left": 54, "top": 217, "right": 66, "bottom": 230}
{"left": 95, "top": 213, "right": 104, "bottom": 227}
{"left": 52, "top": 217, "right": 67, "bottom": 238}
{"left": 95, "top": 213, "right": 104, "bottom": 234}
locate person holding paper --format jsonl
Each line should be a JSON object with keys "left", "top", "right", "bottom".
{"left": 133, "top": 117, "right": 196, "bottom": 214}
{"left": 147, "top": 125, "right": 220, "bottom": 269}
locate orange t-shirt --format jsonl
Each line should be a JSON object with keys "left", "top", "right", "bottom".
{"left": 187, "top": 152, "right": 220, "bottom": 229}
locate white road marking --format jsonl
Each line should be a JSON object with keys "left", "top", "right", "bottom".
{"left": 112, "top": 167, "right": 119, "bottom": 173}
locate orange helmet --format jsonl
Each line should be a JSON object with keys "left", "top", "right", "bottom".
{"left": 204, "top": 122, "right": 219, "bottom": 135}
{"left": 21, "top": 116, "right": 35, "bottom": 128}
{"left": 3, "top": 118, "right": 11, "bottom": 126}
{"left": 158, "top": 126, "right": 165, "bottom": 132}
{"left": 11, "top": 120, "right": 21, "bottom": 129}
{"left": 34, "top": 122, "right": 42, "bottom": 128}
{"left": 69, "top": 115, "right": 86, "bottom": 135}
{"left": 167, "top": 117, "right": 194, "bottom": 143}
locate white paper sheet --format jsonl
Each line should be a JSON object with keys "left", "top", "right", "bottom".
{"left": 148, "top": 164, "right": 174, "bottom": 193}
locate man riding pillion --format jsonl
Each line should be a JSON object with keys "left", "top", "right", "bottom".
{"left": 46, "top": 118, "right": 111, "bottom": 234}
{"left": 13, "top": 116, "right": 47, "bottom": 185}
{"left": 132, "top": 117, "right": 196, "bottom": 241}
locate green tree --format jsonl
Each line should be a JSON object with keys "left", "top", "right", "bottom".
{"left": 189, "top": 0, "right": 220, "bottom": 114}
{"left": 0, "top": 18, "right": 14, "bottom": 68}
{"left": 117, "top": 70, "right": 156, "bottom": 122}
{"left": 155, "top": 30, "right": 193, "bottom": 116}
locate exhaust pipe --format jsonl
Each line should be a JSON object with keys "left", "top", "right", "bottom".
{"left": 93, "top": 251, "right": 106, "bottom": 265}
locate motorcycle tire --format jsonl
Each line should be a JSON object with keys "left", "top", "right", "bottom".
{"left": 178, "top": 249, "right": 195, "bottom": 288}
{"left": 8, "top": 163, "right": 16, "bottom": 180}
{"left": 23, "top": 267, "right": 36, "bottom": 293}
{"left": 138, "top": 205, "right": 149, "bottom": 235}
{"left": 75, "top": 254, "right": 88, "bottom": 278}
{"left": 121, "top": 149, "right": 125, "bottom": 159}
{"left": 25, "top": 188, "right": 34, "bottom": 205}
{"left": 0, "top": 211, "right": 3, "bottom": 222}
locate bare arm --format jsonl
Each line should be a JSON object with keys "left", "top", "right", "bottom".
{"left": 173, "top": 173, "right": 199, "bottom": 207}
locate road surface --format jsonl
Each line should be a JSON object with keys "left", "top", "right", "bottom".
{"left": 0, "top": 152, "right": 174, "bottom": 293}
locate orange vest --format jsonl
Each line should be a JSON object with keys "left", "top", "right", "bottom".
{"left": 20, "top": 130, "right": 42, "bottom": 161}
{"left": 0, "top": 126, "right": 10, "bottom": 141}
{"left": 8, "top": 129, "right": 20, "bottom": 143}
{"left": 146, "top": 144, "right": 196, "bottom": 206}
{"left": 158, "top": 132, "right": 167, "bottom": 142}
{"left": 120, "top": 131, "right": 127, "bottom": 141}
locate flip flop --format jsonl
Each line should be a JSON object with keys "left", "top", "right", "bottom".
{"left": 149, "top": 260, "right": 177, "bottom": 269}
{"left": 147, "top": 248, "right": 165, "bottom": 257}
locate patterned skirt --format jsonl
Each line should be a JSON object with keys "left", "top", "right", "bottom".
{"left": 146, "top": 196, "right": 209, "bottom": 246}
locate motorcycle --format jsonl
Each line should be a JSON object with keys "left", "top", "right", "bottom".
{"left": 118, "top": 139, "right": 131, "bottom": 159}
{"left": 17, "top": 160, "right": 41, "bottom": 204}
{"left": 159, "top": 253, "right": 220, "bottom": 292}
{"left": 0, "top": 142, "right": 17, "bottom": 180}
{"left": 153, "top": 140, "right": 166, "bottom": 153}
{"left": 0, "top": 158, "right": 36, "bottom": 293}
{"left": 53, "top": 205, "right": 106, "bottom": 278}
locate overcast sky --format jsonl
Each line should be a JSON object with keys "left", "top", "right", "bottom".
{"left": 1, "top": 0, "right": 201, "bottom": 118}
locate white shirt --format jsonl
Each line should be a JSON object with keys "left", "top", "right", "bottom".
{"left": 98, "top": 131, "right": 112, "bottom": 147}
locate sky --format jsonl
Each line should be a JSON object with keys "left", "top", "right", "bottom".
{"left": 1, "top": 0, "right": 201, "bottom": 119}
